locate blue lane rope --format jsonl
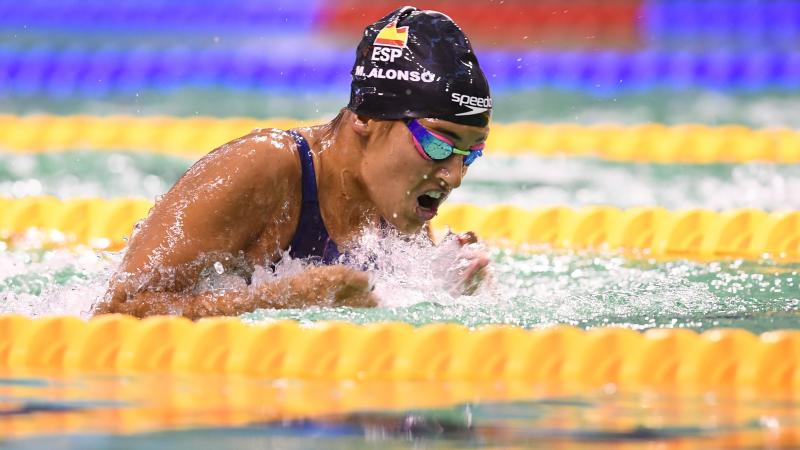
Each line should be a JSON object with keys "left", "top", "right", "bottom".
{"left": 2, "top": 46, "right": 800, "bottom": 96}
{"left": 642, "top": 0, "right": 800, "bottom": 48}
{"left": 0, "top": 0, "right": 321, "bottom": 32}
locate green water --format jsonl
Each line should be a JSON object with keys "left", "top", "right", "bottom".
{"left": 0, "top": 151, "right": 189, "bottom": 199}
{"left": 0, "top": 245, "right": 797, "bottom": 334}
{"left": 3, "top": 17, "right": 800, "bottom": 450}
{"left": 0, "top": 372, "right": 794, "bottom": 449}
{"left": 0, "top": 151, "right": 798, "bottom": 331}
{"left": 2, "top": 151, "right": 799, "bottom": 211}
{"left": 5, "top": 89, "right": 800, "bottom": 127}
{"left": 243, "top": 250, "right": 800, "bottom": 334}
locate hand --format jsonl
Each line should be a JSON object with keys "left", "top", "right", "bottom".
{"left": 274, "top": 265, "right": 379, "bottom": 308}
{"left": 448, "top": 231, "right": 491, "bottom": 296}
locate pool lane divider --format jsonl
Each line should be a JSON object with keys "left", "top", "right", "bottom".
{"left": 2, "top": 46, "right": 800, "bottom": 94}
{"left": 0, "top": 115, "right": 798, "bottom": 163}
{"left": 0, "top": 197, "right": 798, "bottom": 261}
{"left": 0, "top": 314, "right": 799, "bottom": 395}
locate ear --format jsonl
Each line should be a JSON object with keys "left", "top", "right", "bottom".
{"left": 350, "top": 113, "right": 375, "bottom": 138}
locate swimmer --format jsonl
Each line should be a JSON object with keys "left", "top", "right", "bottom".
{"left": 93, "top": 6, "right": 492, "bottom": 319}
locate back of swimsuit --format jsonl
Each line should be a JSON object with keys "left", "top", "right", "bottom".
{"left": 287, "top": 130, "right": 342, "bottom": 264}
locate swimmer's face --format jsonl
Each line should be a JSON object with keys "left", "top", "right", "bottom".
{"left": 358, "top": 117, "right": 489, "bottom": 233}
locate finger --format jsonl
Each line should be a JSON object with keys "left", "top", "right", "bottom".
{"left": 456, "top": 231, "right": 478, "bottom": 246}
{"left": 336, "top": 290, "right": 378, "bottom": 308}
{"left": 461, "top": 254, "right": 489, "bottom": 278}
{"left": 92, "top": 301, "right": 111, "bottom": 315}
{"left": 333, "top": 270, "right": 373, "bottom": 303}
{"left": 345, "top": 270, "right": 371, "bottom": 291}
{"left": 458, "top": 260, "right": 489, "bottom": 295}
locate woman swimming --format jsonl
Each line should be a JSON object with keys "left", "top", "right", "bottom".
{"left": 93, "top": 6, "right": 492, "bottom": 319}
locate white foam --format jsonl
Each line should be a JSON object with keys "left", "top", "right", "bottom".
{"left": 0, "top": 247, "right": 120, "bottom": 319}
{"left": 455, "top": 156, "right": 800, "bottom": 211}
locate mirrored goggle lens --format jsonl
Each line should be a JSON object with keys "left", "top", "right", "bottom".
{"left": 418, "top": 134, "right": 454, "bottom": 160}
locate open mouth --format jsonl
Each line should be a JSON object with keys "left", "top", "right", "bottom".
{"left": 415, "top": 190, "right": 445, "bottom": 220}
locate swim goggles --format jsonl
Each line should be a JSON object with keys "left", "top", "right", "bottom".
{"left": 405, "top": 119, "right": 484, "bottom": 166}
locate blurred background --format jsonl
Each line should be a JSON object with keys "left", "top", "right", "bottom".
{"left": 2, "top": 0, "right": 799, "bottom": 126}
{"left": 1, "top": 4, "right": 800, "bottom": 445}
{"left": 0, "top": 1, "right": 799, "bottom": 335}
{"left": 1, "top": 0, "right": 799, "bottom": 209}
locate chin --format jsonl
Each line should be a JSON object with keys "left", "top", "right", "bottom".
{"left": 386, "top": 214, "right": 424, "bottom": 235}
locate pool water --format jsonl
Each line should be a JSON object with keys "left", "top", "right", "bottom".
{"left": 0, "top": 146, "right": 797, "bottom": 450}
{"left": 1, "top": 152, "right": 799, "bottom": 333}
{"left": 1, "top": 244, "right": 798, "bottom": 333}
{"left": 5, "top": 90, "right": 800, "bottom": 128}
{"left": 0, "top": 372, "right": 797, "bottom": 449}
{"left": 2, "top": 152, "right": 799, "bottom": 210}
{"left": 3, "top": 3, "right": 800, "bottom": 447}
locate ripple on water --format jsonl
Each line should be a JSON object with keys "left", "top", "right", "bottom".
{"left": 3, "top": 153, "right": 800, "bottom": 213}
{"left": 243, "top": 249, "right": 800, "bottom": 333}
{"left": 0, "top": 246, "right": 118, "bottom": 318}
{"left": 454, "top": 157, "right": 800, "bottom": 211}
{"left": 1, "top": 231, "right": 797, "bottom": 332}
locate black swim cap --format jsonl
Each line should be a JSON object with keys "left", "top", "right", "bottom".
{"left": 347, "top": 6, "right": 491, "bottom": 127}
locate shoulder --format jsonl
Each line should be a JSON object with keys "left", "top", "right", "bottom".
{"left": 174, "top": 128, "right": 302, "bottom": 195}
{"left": 205, "top": 128, "right": 301, "bottom": 178}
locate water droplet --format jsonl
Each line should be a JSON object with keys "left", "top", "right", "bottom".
{"left": 392, "top": 213, "right": 398, "bottom": 219}
{"left": 422, "top": 174, "right": 428, "bottom": 180}
{"left": 214, "top": 262, "right": 224, "bottom": 274}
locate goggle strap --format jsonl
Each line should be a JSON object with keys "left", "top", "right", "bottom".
{"left": 464, "top": 149, "right": 482, "bottom": 165}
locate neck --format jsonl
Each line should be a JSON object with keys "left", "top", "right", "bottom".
{"left": 302, "top": 117, "right": 379, "bottom": 246}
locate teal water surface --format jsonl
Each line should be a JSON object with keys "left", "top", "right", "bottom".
{"left": 0, "top": 373, "right": 795, "bottom": 449}
{"left": 4, "top": 89, "right": 800, "bottom": 128}
{"left": 1, "top": 152, "right": 798, "bottom": 211}
{"left": 0, "top": 245, "right": 797, "bottom": 334}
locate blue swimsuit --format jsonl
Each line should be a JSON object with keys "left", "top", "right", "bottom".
{"left": 287, "top": 130, "right": 342, "bottom": 264}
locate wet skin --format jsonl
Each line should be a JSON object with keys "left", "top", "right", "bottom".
{"left": 94, "top": 110, "right": 490, "bottom": 319}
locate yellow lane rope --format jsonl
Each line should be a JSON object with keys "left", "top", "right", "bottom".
{"left": 0, "top": 114, "right": 798, "bottom": 163}
{"left": 1, "top": 317, "right": 797, "bottom": 444}
{"left": 0, "top": 197, "right": 797, "bottom": 261}
{"left": 0, "top": 315, "right": 797, "bottom": 394}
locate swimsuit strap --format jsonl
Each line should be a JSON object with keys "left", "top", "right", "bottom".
{"left": 287, "top": 130, "right": 341, "bottom": 264}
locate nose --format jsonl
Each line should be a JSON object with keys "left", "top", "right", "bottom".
{"left": 435, "top": 155, "right": 465, "bottom": 190}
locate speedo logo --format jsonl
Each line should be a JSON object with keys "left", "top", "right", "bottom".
{"left": 355, "top": 65, "right": 436, "bottom": 83}
{"left": 451, "top": 93, "right": 492, "bottom": 116}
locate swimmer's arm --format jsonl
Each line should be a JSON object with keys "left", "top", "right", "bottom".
{"left": 95, "top": 265, "right": 375, "bottom": 320}
{"left": 96, "top": 131, "right": 377, "bottom": 318}
{"left": 97, "top": 131, "right": 297, "bottom": 316}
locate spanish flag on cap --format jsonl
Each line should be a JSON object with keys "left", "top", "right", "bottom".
{"left": 374, "top": 20, "right": 409, "bottom": 48}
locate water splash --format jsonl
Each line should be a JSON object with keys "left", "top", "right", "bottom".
{"left": 0, "top": 247, "right": 119, "bottom": 318}
{"left": 1, "top": 230, "right": 797, "bottom": 332}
